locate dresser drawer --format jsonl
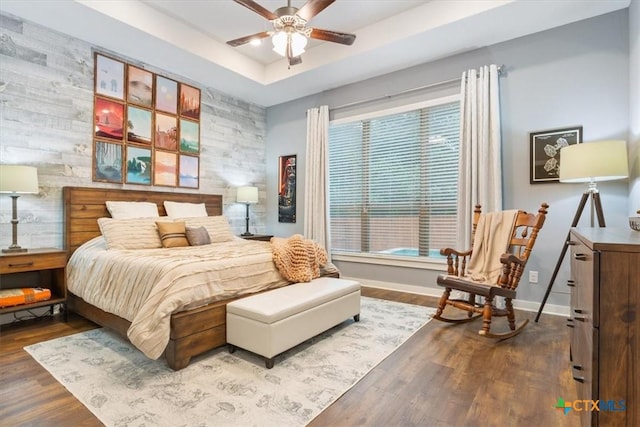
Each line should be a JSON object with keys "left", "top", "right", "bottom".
{"left": 570, "top": 237, "right": 598, "bottom": 328}
{"left": 0, "top": 251, "right": 67, "bottom": 274}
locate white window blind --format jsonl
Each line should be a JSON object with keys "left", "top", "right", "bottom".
{"left": 328, "top": 97, "right": 460, "bottom": 258}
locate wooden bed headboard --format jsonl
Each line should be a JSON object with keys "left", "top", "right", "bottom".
{"left": 64, "top": 186, "right": 223, "bottom": 255}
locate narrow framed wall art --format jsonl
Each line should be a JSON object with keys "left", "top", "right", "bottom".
{"left": 278, "top": 154, "right": 296, "bottom": 223}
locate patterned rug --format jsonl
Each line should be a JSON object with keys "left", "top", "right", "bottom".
{"left": 25, "top": 297, "right": 434, "bottom": 427}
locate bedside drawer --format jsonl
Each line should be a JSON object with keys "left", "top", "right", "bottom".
{"left": 0, "top": 250, "right": 67, "bottom": 274}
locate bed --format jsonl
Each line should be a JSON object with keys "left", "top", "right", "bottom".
{"left": 63, "top": 186, "right": 338, "bottom": 370}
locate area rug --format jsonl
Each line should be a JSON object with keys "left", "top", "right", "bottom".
{"left": 25, "top": 297, "right": 434, "bottom": 427}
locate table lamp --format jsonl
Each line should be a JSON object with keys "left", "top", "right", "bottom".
{"left": 0, "top": 165, "right": 40, "bottom": 253}
{"left": 237, "top": 186, "right": 259, "bottom": 236}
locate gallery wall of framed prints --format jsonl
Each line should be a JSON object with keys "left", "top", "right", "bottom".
{"left": 92, "top": 52, "right": 201, "bottom": 188}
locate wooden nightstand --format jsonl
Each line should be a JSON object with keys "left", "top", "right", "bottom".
{"left": 240, "top": 234, "right": 273, "bottom": 242}
{"left": 0, "top": 248, "right": 67, "bottom": 320}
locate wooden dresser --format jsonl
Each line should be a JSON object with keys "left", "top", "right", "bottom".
{"left": 568, "top": 227, "right": 639, "bottom": 426}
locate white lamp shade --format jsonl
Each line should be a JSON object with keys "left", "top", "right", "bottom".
{"left": 559, "top": 140, "right": 629, "bottom": 183}
{"left": 0, "top": 165, "right": 39, "bottom": 193}
{"left": 237, "top": 186, "right": 259, "bottom": 204}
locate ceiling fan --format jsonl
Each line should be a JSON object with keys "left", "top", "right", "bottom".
{"left": 227, "top": 0, "right": 356, "bottom": 67}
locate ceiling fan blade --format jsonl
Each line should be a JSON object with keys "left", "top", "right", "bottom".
{"left": 310, "top": 28, "right": 356, "bottom": 45}
{"left": 227, "top": 31, "right": 271, "bottom": 47}
{"left": 289, "top": 56, "right": 303, "bottom": 66}
{"left": 232, "top": 0, "right": 277, "bottom": 20}
{"left": 296, "top": 0, "right": 335, "bottom": 22}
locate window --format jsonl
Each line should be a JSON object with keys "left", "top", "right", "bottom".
{"left": 328, "top": 95, "right": 460, "bottom": 260}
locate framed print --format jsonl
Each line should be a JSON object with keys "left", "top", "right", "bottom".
{"left": 179, "top": 118, "right": 199, "bottom": 154}
{"left": 155, "top": 75, "right": 178, "bottom": 114}
{"left": 179, "top": 154, "right": 199, "bottom": 188}
{"left": 93, "top": 140, "right": 122, "bottom": 183}
{"left": 155, "top": 113, "right": 178, "bottom": 151}
{"left": 94, "top": 97, "right": 124, "bottom": 140}
{"left": 154, "top": 150, "right": 177, "bottom": 187}
{"left": 530, "top": 126, "right": 582, "bottom": 184}
{"left": 95, "top": 53, "right": 125, "bottom": 100}
{"left": 126, "top": 145, "right": 152, "bottom": 185}
{"left": 278, "top": 154, "right": 296, "bottom": 223}
{"left": 180, "top": 83, "right": 201, "bottom": 120}
{"left": 127, "top": 65, "right": 153, "bottom": 107}
{"left": 126, "top": 106, "right": 152, "bottom": 144}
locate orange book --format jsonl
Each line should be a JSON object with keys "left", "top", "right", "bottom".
{"left": 0, "top": 288, "right": 52, "bottom": 308}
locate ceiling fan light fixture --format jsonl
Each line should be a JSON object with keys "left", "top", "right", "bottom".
{"left": 272, "top": 30, "right": 307, "bottom": 57}
{"left": 228, "top": 0, "right": 356, "bottom": 66}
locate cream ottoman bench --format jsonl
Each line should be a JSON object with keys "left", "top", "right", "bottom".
{"left": 226, "top": 277, "right": 361, "bottom": 368}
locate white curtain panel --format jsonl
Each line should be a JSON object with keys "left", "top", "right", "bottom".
{"left": 304, "top": 105, "right": 331, "bottom": 259}
{"left": 457, "top": 64, "right": 503, "bottom": 249}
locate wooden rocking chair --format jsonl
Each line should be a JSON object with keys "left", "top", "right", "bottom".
{"left": 433, "top": 203, "right": 548, "bottom": 339}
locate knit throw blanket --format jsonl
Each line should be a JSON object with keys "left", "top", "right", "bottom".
{"left": 466, "top": 210, "right": 518, "bottom": 285}
{"left": 271, "top": 234, "right": 328, "bottom": 282}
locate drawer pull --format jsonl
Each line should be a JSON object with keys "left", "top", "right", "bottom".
{"left": 574, "top": 309, "right": 585, "bottom": 314}
{"left": 7, "top": 261, "right": 35, "bottom": 268}
{"left": 567, "top": 280, "right": 575, "bottom": 287}
{"left": 573, "top": 364, "right": 583, "bottom": 370}
{"left": 566, "top": 318, "right": 574, "bottom": 328}
{"left": 574, "top": 253, "right": 587, "bottom": 261}
{"left": 573, "top": 374, "right": 585, "bottom": 383}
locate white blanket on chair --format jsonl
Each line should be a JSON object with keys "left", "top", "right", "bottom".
{"left": 466, "top": 210, "right": 518, "bottom": 285}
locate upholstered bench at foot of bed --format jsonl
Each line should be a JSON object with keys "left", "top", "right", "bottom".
{"left": 226, "top": 277, "right": 361, "bottom": 368}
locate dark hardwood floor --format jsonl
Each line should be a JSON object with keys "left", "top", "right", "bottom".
{"left": 0, "top": 288, "right": 579, "bottom": 426}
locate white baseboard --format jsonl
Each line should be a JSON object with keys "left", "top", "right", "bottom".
{"left": 345, "top": 276, "right": 569, "bottom": 317}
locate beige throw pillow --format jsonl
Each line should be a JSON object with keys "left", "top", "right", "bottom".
{"left": 106, "top": 201, "right": 160, "bottom": 219}
{"left": 98, "top": 217, "right": 165, "bottom": 250}
{"left": 164, "top": 201, "right": 208, "bottom": 218}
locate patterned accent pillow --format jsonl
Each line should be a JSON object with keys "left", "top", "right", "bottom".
{"left": 175, "top": 216, "right": 235, "bottom": 243}
{"left": 156, "top": 221, "right": 189, "bottom": 248}
{"left": 186, "top": 226, "right": 211, "bottom": 246}
{"left": 98, "top": 217, "right": 166, "bottom": 250}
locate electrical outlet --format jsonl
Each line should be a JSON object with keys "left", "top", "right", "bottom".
{"left": 529, "top": 270, "right": 539, "bottom": 284}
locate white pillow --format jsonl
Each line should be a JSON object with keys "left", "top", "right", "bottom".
{"left": 106, "top": 201, "right": 160, "bottom": 219}
{"left": 164, "top": 201, "right": 208, "bottom": 218}
{"left": 97, "top": 217, "right": 169, "bottom": 249}
{"left": 175, "top": 216, "right": 235, "bottom": 243}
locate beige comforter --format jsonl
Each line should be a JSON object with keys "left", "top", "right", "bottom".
{"left": 67, "top": 236, "right": 331, "bottom": 360}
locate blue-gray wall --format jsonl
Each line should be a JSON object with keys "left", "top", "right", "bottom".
{"left": 266, "top": 9, "right": 635, "bottom": 311}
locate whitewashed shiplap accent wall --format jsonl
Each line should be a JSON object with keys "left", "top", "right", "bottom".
{"left": 0, "top": 13, "right": 268, "bottom": 250}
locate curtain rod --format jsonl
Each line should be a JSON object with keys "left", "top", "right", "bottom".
{"left": 331, "top": 65, "right": 505, "bottom": 112}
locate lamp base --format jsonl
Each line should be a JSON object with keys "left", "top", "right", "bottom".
{"left": 241, "top": 232, "right": 254, "bottom": 237}
{"left": 2, "top": 246, "right": 27, "bottom": 253}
